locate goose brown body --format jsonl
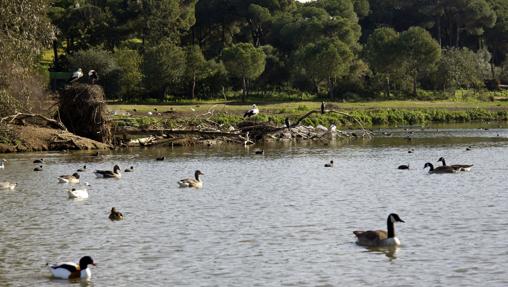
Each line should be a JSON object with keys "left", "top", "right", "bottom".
{"left": 354, "top": 213, "right": 405, "bottom": 247}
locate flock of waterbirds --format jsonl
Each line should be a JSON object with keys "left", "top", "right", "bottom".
{"left": 0, "top": 154, "right": 207, "bottom": 280}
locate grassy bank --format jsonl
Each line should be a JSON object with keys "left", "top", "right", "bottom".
{"left": 110, "top": 100, "right": 508, "bottom": 129}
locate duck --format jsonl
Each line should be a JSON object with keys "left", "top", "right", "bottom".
{"left": 156, "top": 156, "right": 165, "bottom": 161}
{"left": 423, "top": 162, "right": 457, "bottom": 174}
{"left": 77, "top": 165, "right": 87, "bottom": 172}
{"left": 178, "top": 170, "right": 204, "bottom": 188}
{"left": 33, "top": 159, "right": 44, "bottom": 164}
{"left": 244, "top": 104, "right": 259, "bottom": 118}
{"left": 94, "top": 165, "right": 121, "bottom": 178}
{"left": 0, "top": 182, "right": 17, "bottom": 190}
{"left": 437, "top": 157, "right": 473, "bottom": 171}
{"left": 324, "top": 160, "right": 334, "bottom": 167}
{"left": 48, "top": 256, "right": 95, "bottom": 280}
{"left": 397, "top": 164, "right": 409, "bottom": 170}
{"left": 0, "top": 159, "right": 7, "bottom": 169}
{"left": 353, "top": 213, "right": 405, "bottom": 247}
{"left": 34, "top": 165, "right": 43, "bottom": 172}
{"left": 109, "top": 207, "right": 124, "bottom": 220}
{"left": 124, "top": 166, "right": 134, "bottom": 172}
{"left": 57, "top": 173, "right": 80, "bottom": 184}
{"left": 67, "top": 188, "right": 88, "bottom": 199}
{"left": 254, "top": 149, "right": 264, "bottom": 155}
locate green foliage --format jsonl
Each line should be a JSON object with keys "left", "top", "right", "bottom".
{"left": 114, "top": 48, "right": 143, "bottom": 99}
{"left": 142, "top": 42, "right": 185, "bottom": 98}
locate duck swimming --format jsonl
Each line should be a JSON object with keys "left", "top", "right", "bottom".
{"left": 423, "top": 162, "right": 457, "bottom": 174}
{"left": 0, "top": 182, "right": 17, "bottom": 190}
{"left": 33, "top": 165, "right": 43, "bottom": 172}
{"left": 67, "top": 188, "right": 88, "bottom": 199}
{"left": 324, "top": 160, "right": 334, "bottom": 167}
{"left": 57, "top": 173, "right": 80, "bottom": 184}
{"left": 124, "top": 166, "right": 134, "bottom": 172}
{"left": 437, "top": 157, "right": 473, "bottom": 171}
{"left": 77, "top": 165, "right": 87, "bottom": 172}
{"left": 49, "top": 256, "right": 95, "bottom": 280}
{"left": 0, "top": 159, "right": 7, "bottom": 169}
{"left": 109, "top": 207, "right": 124, "bottom": 220}
{"left": 94, "top": 165, "right": 121, "bottom": 178}
{"left": 353, "top": 213, "right": 405, "bottom": 247}
{"left": 178, "top": 170, "right": 204, "bottom": 188}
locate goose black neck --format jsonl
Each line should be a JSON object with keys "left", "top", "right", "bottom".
{"left": 427, "top": 163, "right": 434, "bottom": 171}
{"left": 195, "top": 172, "right": 200, "bottom": 181}
{"left": 441, "top": 158, "right": 447, "bottom": 166}
{"left": 387, "top": 216, "right": 395, "bottom": 238}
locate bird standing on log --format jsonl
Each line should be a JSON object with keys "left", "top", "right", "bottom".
{"left": 321, "top": 101, "right": 325, "bottom": 114}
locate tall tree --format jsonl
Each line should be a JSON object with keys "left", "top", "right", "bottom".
{"left": 398, "top": 27, "right": 441, "bottom": 96}
{"left": 223, "top": 43, "right": 266, "bottom": 102}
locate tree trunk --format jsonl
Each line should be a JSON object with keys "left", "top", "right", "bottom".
{"left": 52, "top": 40, "right": 59, "bottom": 67}
{"left": 191, "top": 73, "right": 196, "bottom": 99}
{"left": 413, "top": 72, "right": 418, "bottom": 97}
{"left": 327, "top": 77, "right": 334, "bottom": 99}
{"left": 242, "top": 76, "right": 247, "bottom": 103}
{"left": 384, "top": 76, "right": 391, "bottom": 98}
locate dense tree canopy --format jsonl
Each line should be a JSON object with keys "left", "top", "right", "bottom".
{"left": 5, "top": 0, "right": 508, "bottom": 105}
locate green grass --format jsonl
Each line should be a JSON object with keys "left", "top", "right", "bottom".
{"left": 110, "top": 99, "right": 508, "bottom": 129}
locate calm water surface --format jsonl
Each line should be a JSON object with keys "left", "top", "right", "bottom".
{"left": 1, "top": 129, "right": 508, "bottom": 286}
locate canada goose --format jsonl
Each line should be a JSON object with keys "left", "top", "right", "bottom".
{"left": 156, "top": 156, "right": 165, "bottom": 161}
{"left": 33, "top": 159, "right": 44, "bottom": 164}
{"left": 34, "top": 165, "right": 43, "bottom": 172}
{"left": 423, "top": 162, "right": 457, "bottom": 174}
{"left": 320, "top": 101, "right": 325, "bottom": 114}
{"left": 77, "top": 165, "right": 87, "bottom": 172}
{"left": 284, "top": 117, "right": 291, "bottom": 129}
{"left": 353, "top": 213, "right": 405, "bottom": 247}
{"left": 177, "top": 170, "right": 204, "bottom": 188}
{"left": 466, "top": 146, "right": 472, "bottom": 151}
{"left": 437, "top": 157, "right": 473, "bottom": 171}
{"left": 244, "top": 104, "right": 259, "bottom": 118}
{"left": 324, "top": 160, "right": 333, "bottom": 167}
{"left": 398, "top": 164, "right": 409, "bottom": 170}
{"left": 0, "top": 159, "right": 6, "bottom": 169}
{"left": 124, "top": 166, "right": 134, "bottom": 172}
{"left": 94, "top": 165, "right": 121, "bottom": 178}
{"left": 49, "top": 256, "right": 95, "bottom": 280}
{"left": 57, "top": 173, "right": 80, "bottom": 184}
{"left": 0, "top": 182, "right": 17, "bottom": 190}
{"left": 109, "top": 207, "right": 124, "bottom": 220}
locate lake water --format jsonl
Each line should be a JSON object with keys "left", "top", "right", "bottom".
{"left": 1, "top": 127, "right": 508, "bottom": 286}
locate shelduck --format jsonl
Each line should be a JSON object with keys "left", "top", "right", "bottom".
{"left": 67, "top": 188, "right": 88, "bottom": 199}
{"left": 49, "top": 256, "right": 95, "bottom": 280}
{"left": 244, "top": 104, "right": 259, "bottom": 118}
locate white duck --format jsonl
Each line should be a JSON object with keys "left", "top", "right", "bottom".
{"left": 49, "top": 256, "right": 95, "bottom": 280}
{"left": 0, "top": 182, "right": 17, "bottom": 190}
{"left": 94, "top": 165, "right": 121, "bottom": 178}
{"left": 68, "top": 188, "right": 88, "bottom": 199}
{"left": 0, "top": 159, "right": 7, "bottom": 169}
{"left": 57, "top": 172, "right": 80, "bottom": 184}
{"left": 177, "top": 170, "right": 204, "bottom": 188}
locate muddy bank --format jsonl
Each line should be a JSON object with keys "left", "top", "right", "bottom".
{"left": 0, "top": 124, "right": 110, "bottom": 153}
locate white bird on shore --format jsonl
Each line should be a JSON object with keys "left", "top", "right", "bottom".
{"left": 244, "top": 104, "right": 259, "bottom": 118}
{"left": 48, "top": 256, "right": 95, "bottom": 280}
{"left": 0, "top": 182, "right": 17, "bottom": 190}
{"left": 68, "top": 68, "right": 83, "bottom": 83}
{"left": 67, "top": 188, "right": 88, "bottom": 199}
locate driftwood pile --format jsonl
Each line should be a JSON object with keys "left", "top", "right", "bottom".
{"left": 115, "top": 106, "right": 372, "bottom": 147}
{"left": 59, "top": 84, "right": 112, "bottom": 144}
